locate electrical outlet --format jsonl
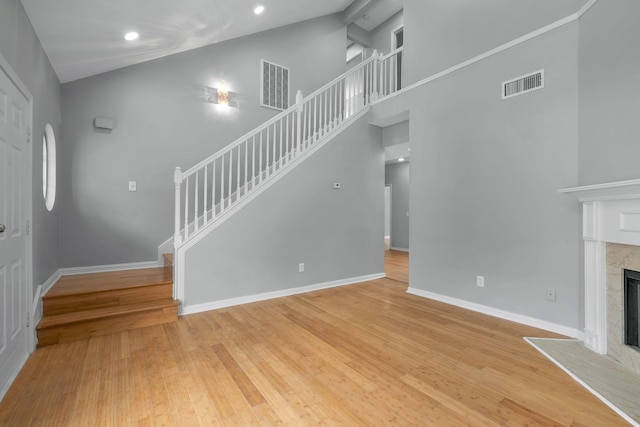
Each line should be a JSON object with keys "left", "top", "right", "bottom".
{"left": 128, "top": 181, "right": 137, "bottom": 192}
{"left": 546, "top": 288, "right": 556, "bottom": 302}
{"left": 477, "top": 275, "right": 485, "bottom": 287}
{"left": 299, "top": 263, "right": 305, "bottom": 273}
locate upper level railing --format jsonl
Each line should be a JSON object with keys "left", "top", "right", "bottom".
{"left": 173, "top": 47, "right": 403, "bottom": 248}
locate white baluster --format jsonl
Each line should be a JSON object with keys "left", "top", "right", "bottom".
{"left": 324, "top": 90, "right": 329, "bottom": 134}
{"left": 252, "top": 136, "right": 257, "bottom": 188}
{"left": 295, "top": 90, "right": 303, "bottom": 156}
{"left": 184, "top": 176, "right": 189, "bottom": 240}
{"left": 194, "top": 171, "right": 199, "bottom": 233}
{"left": 271, "top": 123, "right": 278, "bottom": 175}
{"left": 236, "top": 146, "right": 240, "bottom": 201}
{"left": 285, "top": 113, "right": 290, "bottom": 163}
{"left": 259, "top": 131, "right": 263, "bottom": 184}
{"left": 228, "top": 150, "right": 232, "bottom": 205}
{"left": 280, "top": 119, "right": 284, "bottom": 168}
{"left": 220, "top": 153, "right": 225, "bottom": 213}
{"left": 174, "top": 167, "right": 183, "bottom": 246}
{"left": 301, "top": 103, "right": 307, "bottom": 152}
{"left": 312, "top": 97, "right": 317, "bottom": 143}
{"left": 244, "top": 140, "right": 248, "bottom": 196}
{"left": 212, "top": 160, "right": 216, "bottom": 218}
{"left": 203, "top": 166, "right": 208, "bottom": 225}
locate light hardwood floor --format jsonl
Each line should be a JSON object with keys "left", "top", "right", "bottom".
{"left": 0, "top": 250, "right": 628, "bottom": 426}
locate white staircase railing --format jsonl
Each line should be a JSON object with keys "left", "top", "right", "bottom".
{"left": 173, "top": 47, "right": 403, "bottom": 250}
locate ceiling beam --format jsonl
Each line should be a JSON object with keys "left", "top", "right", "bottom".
{"left": 343, "top": 0, "right": 379, "bottom": 25}
{"left": 346, "top": 24, "right": 371, "bottom": 48}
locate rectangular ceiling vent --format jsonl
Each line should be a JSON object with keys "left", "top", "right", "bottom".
{"left": 261, "top": 60, "right": 290, "bottom": 111}
{"left": 502, "top": 70, "right": 544, "bottom": 99}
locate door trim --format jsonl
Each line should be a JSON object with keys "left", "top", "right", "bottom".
{"left": 390, "top": 25, "right": 403, "bottom": 51}
{"left": 0, "top": 52, "right": 34, "bottom": 354}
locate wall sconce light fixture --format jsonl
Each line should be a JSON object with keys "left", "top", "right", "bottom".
{"left": 217, "top": 80, "right": 229, "bottom": 107}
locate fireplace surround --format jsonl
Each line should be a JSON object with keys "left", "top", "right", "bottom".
{"left": 560, "top": 179, "right": 640, "bottom": 376}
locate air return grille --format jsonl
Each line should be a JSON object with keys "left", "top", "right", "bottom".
{"left": 261, "top": 60, "right": 290, "bottom": 110}
{"left": 502, "top": 70, "right": 544, "bottom": 99}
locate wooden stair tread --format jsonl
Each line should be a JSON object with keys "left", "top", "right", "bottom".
{"left": 37, "top": 298, "right": 179, "bottom": 330}
{"left": 45, "top": 267, "right": 172, "bottom": 298}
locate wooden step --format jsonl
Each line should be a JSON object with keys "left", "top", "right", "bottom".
{"left": 36, "top": 299, "right": 179, "bottom": 347}
{"left": 43, "top": 267, "right": 173, "bottom": 316}
{"left": 37, "top": 267, "right": 179, "bottom": 347}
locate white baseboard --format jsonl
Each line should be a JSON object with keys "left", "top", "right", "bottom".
{"left": 390, "top": 246, "right": 409, "bottom": 252}
{"left": 181, "top": 273, "right": 385, "bottom": 316}
{"left": 407, "top": 287, "right": 584, "bottom": 339}
{"left": 40, "top": 270, "right": 62, "bottom": 297}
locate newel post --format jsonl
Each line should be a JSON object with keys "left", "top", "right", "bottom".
{"left": 173, "top": 167, "right": 183, "bottom": 247}
{"left": 295, "top": 90, "right": 304, "bottom": 154}
{"left": 371, "top": 50, "right": 379, "bottom": 102}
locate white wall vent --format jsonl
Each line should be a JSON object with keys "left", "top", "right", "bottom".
{"left": 261, "top": 60, "right": 290, "bottom": 110}
{"left": 502, "top": 70, "right": 544, "bottom": 99}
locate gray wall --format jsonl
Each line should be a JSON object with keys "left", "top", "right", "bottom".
{"left": 385, "top": 162, "right": 409, "bottom": 250}
{"left": 0, "top": 0, "right": 62, "bottom": 291}
{"left": 403, "top": 0, "right": 587, "bottom": 86}
{"left": 398, "top": 20, "right": 582, "bottom": 327}
{"left": 370, "top": 11, "right": 404, "bottom": 55}
{"left": 60, "top": 15, "right": 346, "bottom": 267}
{"left": 382, "top": 121, "right": 409, "bottom": 147}
{"left": 578, "top": 0, "right": 640, "bottom": 185}
{"left": 185, "top": 113, "right": 384, "bottom": 307}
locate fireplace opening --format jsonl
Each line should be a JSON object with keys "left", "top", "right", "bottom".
{"left": 624, "top": 269, "right": 640, "bottom": 351}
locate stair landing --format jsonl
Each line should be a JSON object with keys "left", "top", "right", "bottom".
{"left": 37, "top": 265, "right": 178, "bottom": 347}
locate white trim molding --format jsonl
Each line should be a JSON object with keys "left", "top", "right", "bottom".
{"left": 181, "top": 273, "right": 385, "bottom": 316}
{"left": 560, "top": 178, "right": 640, "bottom": 354}
{"left": 407, "top": 288, "right": 584, "bottom": 339}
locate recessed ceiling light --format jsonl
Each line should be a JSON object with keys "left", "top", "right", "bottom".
{"left": 398, "top": 158, "right": 405, "bottom": 162}
{"left": 254, "top": 5, "right": 265, "bottom": 15}
{"left": 124, "top": 32, "right": 139, "bottom": 41}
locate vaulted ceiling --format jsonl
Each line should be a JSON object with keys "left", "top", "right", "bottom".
{"left": 20, "top": 0, "right": 401, "bottom": 83}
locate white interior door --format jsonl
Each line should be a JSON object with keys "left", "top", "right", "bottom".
{"left": 0, "top": 63, "right": 30, "bottom": 399}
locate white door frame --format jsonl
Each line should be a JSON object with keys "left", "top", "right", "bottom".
{"left": 0, "top": 51, "right": 34, "bottom": 382}
{"left": 390, "top": 25, "right": 403, "bottom": 51}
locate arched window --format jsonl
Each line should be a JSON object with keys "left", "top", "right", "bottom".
{"left": 42, "top": 123, "right": 56, "bottom": 211}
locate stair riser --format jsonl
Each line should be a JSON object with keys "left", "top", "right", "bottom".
{"left": 43, "top": 283, "right": 173, "bottom": 316}
{"left": 37, "top": 305, "right": 178, "bottom": 347}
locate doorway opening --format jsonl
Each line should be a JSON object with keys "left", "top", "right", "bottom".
{"left": 392, "top": 26, "right": 403, "bottom": 90}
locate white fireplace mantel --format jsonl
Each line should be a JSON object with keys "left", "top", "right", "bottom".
{"left": 559, "top": 178, "right": 640, "bottom": 354}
